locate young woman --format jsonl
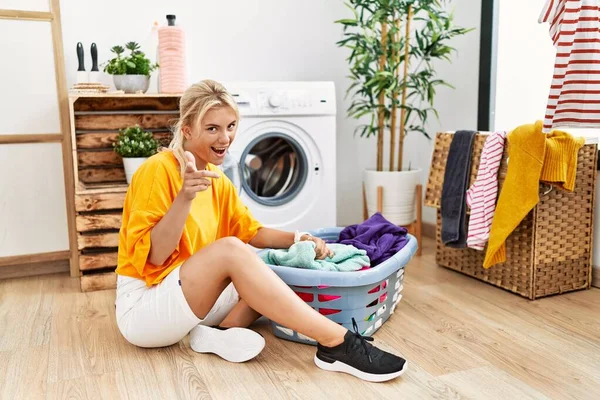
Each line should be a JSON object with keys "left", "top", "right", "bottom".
{"left": 114, "top": 79, "right": 407, "bottom": 382}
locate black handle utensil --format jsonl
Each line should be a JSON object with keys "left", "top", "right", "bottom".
{"left": 91, "top": 43, "right": 98, "bottom": 71}
{"left": 75, "top": 42, "right": 89, "bottom": 83}
{"left": 77, "top": 42, "right": 85, "bottom": 71}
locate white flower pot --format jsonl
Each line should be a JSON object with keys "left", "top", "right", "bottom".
{"left": 123, "top": 157, "right": 147, "bottom": 183}
{"left": 113, "top": 74, "right": 150, "bottom": 93}
{"left": 364, "top": 169, "right": 422, "bottom": 226}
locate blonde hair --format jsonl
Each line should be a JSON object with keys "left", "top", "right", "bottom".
{"left": 168, "top": 79, "right": 240, "bottom": 175}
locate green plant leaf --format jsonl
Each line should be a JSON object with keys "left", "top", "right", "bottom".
{"left": 110, "top": 45, "right": 124, "bottom": 55}
{"left": 113, "top": 125, "right": 160, "bottom": 157}
{"left": 335, "top": 18, "right": 359, "bottom": 26}
{"left": 126, "top": 41, "right": 141, "bottom": 52}
{"left": 103, "top": 41, "right": 158, "bottom": 76}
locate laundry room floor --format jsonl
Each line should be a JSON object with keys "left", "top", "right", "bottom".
{"left": 1, "top": 238, "right": 599, "bottom": 399}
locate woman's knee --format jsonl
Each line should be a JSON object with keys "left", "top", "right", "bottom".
{"left": 209, "top": 237, "right": 254, "bottom": 266}
{"left": 214, "top": 236, "right": 247, "bottom": 251}
{"left": 216, "top": 237, "right": 249, "bottom": 257}
{"left": 183, "top": 237, "right": 249, "bottom": 276}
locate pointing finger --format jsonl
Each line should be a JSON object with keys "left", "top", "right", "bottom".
{"left": 199, "top": 170, "right": 221, "bottom": 179}
{"left": 188, "top": 170, "right": 220, "bottom": 179}
{"left": 184, "top": 151, "right": 197, "bottom": 172}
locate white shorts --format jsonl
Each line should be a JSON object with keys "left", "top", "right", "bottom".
{"left": 115, "top": 266, "right": 240, "bottom": 348}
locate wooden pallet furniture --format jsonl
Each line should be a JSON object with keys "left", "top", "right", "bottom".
{"left": 68, "top": 94, "right": 180, "bottom": 291}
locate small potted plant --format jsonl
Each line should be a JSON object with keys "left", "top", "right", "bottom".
{"left": 103, "top": 41, "right": 158, "bottom": 93}
{"left": 113, "top": 125, "right": 160, "bottom": 183}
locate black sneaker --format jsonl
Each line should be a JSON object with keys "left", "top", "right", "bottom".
{"left": 314, "top": 318, "right": 407, "bottom": 382}
{"left": 189, "top": 325, "right": 265, "bottom": 363}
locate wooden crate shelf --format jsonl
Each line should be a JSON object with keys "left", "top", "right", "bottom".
{"left": 76, "top": 131, "right": 172, "bottom": 150}
{"left": 77, "top": 232, "right": 119, "bottom": 250}
{"left": 75, "top": 113, "right": 177, "bottom": 130}
{"left": 81, "top": 271, "right": 118, "bottom": 292}
{"left": 68, "top": 93, "right": 181, "bottom": 291}
{"left": 76, "top": 211, "right": 122, "bottom": 232}
{"left": 75, "top": 190, "right": 128, "bottom": 211}
{"left": 79, "top": 252, "right": 118, "bottom": 271}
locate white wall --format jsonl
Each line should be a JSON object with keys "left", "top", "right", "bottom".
{"left": 491, "top": 0, "right": 554, "bottom": 131}
{"left": 492, "top": 0, "right": 557, "bottom": 132}
{"left": 401, "top": 0, "right": 482, "bottom": 225}
{"left": 59, "top": 0, "right": 482, "bottom": 227}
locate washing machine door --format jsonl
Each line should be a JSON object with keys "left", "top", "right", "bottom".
{"left": 231, "top": 131, "right": 309, "bottom": 207}
{"left": 220, "top": 151, "right": 242, "bottom": 194}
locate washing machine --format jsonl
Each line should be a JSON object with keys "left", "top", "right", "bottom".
{"left": 221, "top": 81, "right": 337, "bottom": 232}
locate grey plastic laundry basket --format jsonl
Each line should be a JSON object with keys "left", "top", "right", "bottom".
{"left": 260, "top": 227, "right": 417, "bottom": 345}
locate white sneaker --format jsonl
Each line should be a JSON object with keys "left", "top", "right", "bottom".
{"left": 189, "top": 325, "right": 265, "bottom": 363}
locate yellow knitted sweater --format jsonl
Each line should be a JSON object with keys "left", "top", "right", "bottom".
{"left": 483, "top": 121, "right": 584, "bottom": 268}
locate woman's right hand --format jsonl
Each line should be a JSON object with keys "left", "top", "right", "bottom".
{"left": 180, "top": 151, "right": 220, "bottom": 201}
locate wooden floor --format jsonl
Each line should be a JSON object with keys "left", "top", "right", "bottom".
{"left": 1, "top": 238, "right": 599, "bottom": 400}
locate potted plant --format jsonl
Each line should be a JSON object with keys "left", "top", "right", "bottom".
{"left": 336, "top": 0, "right": 471, "bottom": 225}
{"left": 103, "top": 41, "right": 159, "bottom": 93}
{"left": 113, "top": 125, "right": 160, "bottom": 183}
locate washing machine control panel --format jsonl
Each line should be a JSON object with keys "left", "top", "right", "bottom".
{"left": 227, "top": 82, "right": 337, "bottom": 116}
{"left": 268, "top": 93, "right": 283, "bottom": 108}
{"left": 258, "top": 90, "right": 318, "bottom": 114}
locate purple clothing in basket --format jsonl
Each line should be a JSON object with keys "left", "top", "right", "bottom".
{"left": 333, "top": 213, "right": 409, "bottom": 266}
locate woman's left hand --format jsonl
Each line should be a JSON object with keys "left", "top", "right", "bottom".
{"left": 300, "top": 234, "right": 334, "bottom": 260}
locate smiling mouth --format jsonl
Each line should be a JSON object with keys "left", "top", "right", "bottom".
{"left": 211, "top": 146, "right": 227, "bottom": 155}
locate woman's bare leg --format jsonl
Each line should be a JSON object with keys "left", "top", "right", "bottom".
{"left": 219, "top": 299, "right": 261, "bottom": 328}
{"left": 179, "top": 237, "right": 347, "bottom": 347}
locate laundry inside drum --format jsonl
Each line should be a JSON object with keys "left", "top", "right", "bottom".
{"left": 241, "top": 135, "right": 307, "bottom": 205}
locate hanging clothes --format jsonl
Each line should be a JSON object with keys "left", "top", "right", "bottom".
{"left": 440, "top": 130, "right": 477, "bottom": 248}
{"left": 465, "top": 131, "right": 507, "bottom": 251}
{"left": 539, "top": 0, "right": 600, "bottom": 132}
{"left": 483, "top": 121, "right": 584, "bottom": 268}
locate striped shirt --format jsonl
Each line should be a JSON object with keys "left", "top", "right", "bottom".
{"left": 539, "top": 0, "right": 600, "bottom": 132}
{"left": 465, "top": 131, "right": 507, "bottom": 251}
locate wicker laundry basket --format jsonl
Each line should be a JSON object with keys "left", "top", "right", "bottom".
{"left": 425, "top": 132, "right": 597, "bottom": 300}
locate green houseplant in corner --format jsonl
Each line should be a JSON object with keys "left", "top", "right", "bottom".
{"left": 103, "top": 41, "right": 159, "bottom": 93}
{"left": 336, "top": 0, "right": 471, "bottom": 225}
{"left": 114, "top": 125, "right": 160, "bottom": 183}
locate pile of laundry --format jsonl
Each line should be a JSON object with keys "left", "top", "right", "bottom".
{"left": 259, "top": 213, "right": 409, "bottom": 272}
{"left": 441, "top": 120, "right": 585, "bottom": 268}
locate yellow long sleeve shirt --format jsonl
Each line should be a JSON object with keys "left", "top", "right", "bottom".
{"left": 483, "top": 121, "right": 584, "bottom": 268}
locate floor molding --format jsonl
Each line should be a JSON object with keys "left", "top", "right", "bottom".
{"left": 0, "top": 259, "right": 70, "bottom": 280}
{"left": 593, "top": 265, "right": 600, "bottom": 288}
{"left": 0, "top": 250, "right": 70, "bottom": 268}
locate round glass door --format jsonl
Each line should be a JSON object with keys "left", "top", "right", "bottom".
{"left": 240, "top": 132, "right": 308, "bottom": 206}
